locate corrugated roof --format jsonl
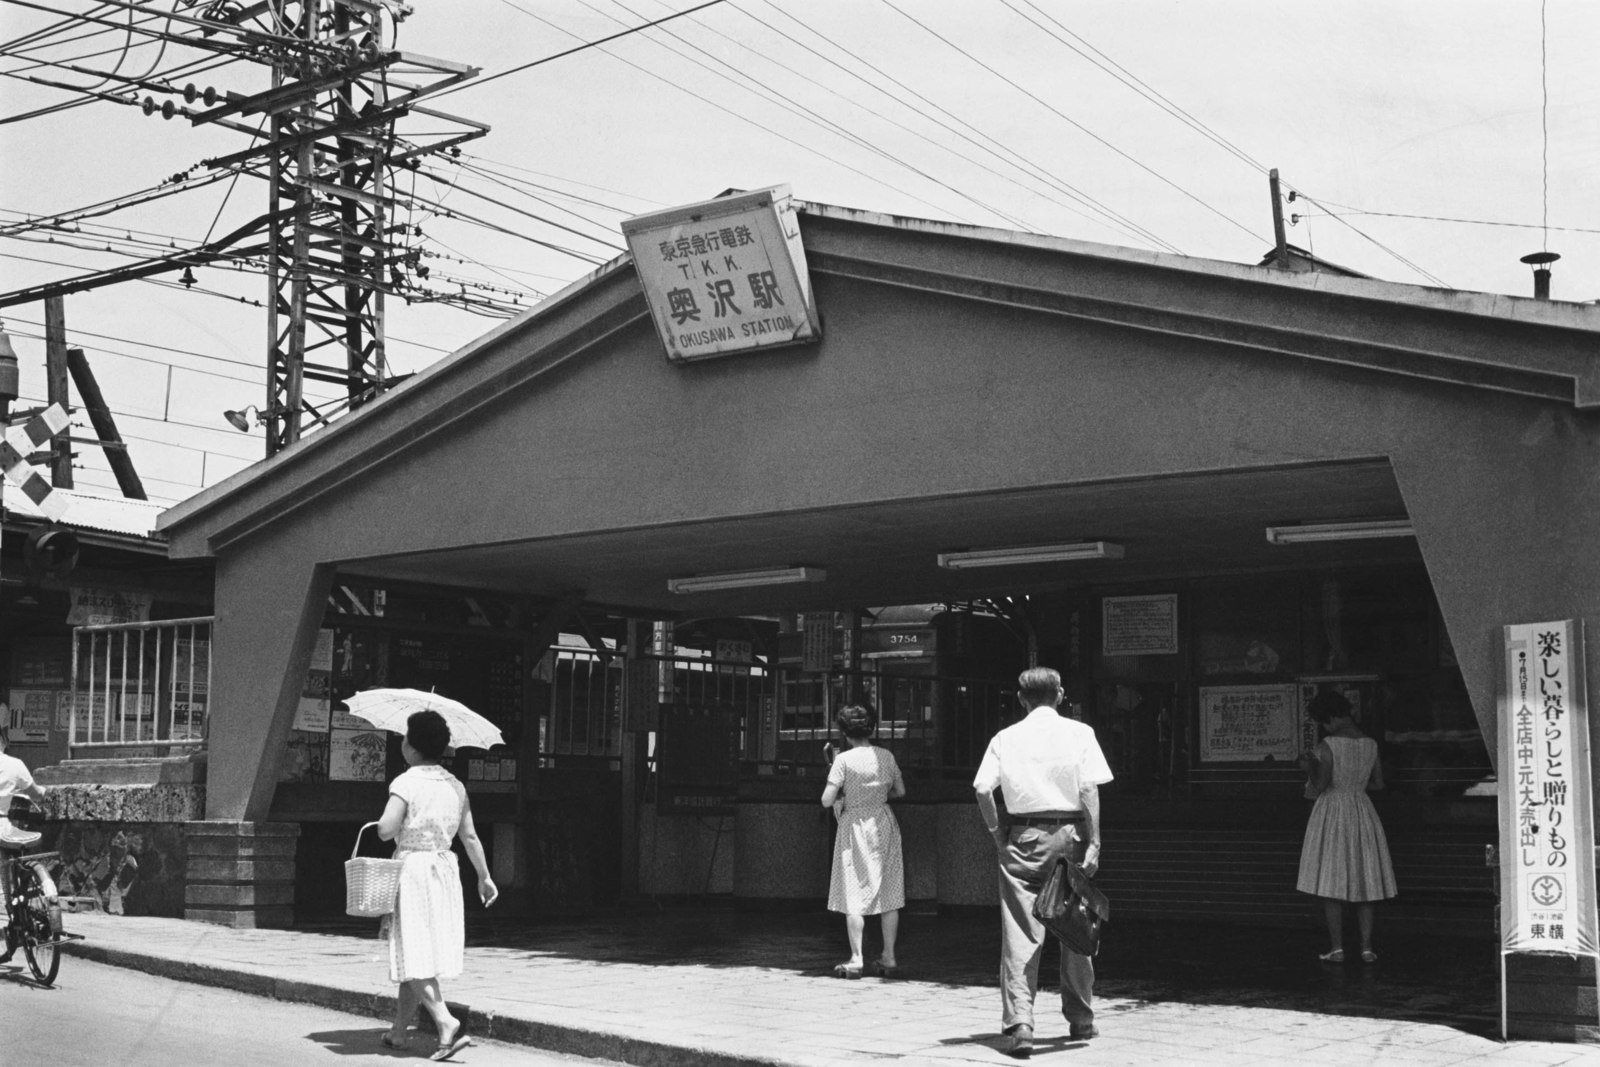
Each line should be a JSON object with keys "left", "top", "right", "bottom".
{"left": 2, "top": 487, "right": 167, "bottom": 540}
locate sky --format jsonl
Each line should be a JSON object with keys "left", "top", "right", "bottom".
{"left": 1, "top": 0, "right": 1596, "bottom": 507}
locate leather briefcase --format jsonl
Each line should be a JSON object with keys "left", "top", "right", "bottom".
{"left": 1033, "top": 858, "right": 1110, "bottom": 957}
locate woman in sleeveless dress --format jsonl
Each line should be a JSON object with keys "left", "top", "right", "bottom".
{"left": 376, "top": 709, "right": 498, "bottom": 1059}
{"left": 820, "top": 704, "right": 906, "bottom": 978}
{"left": 1296, "top": 690, "right": 1397, "bottom": 964}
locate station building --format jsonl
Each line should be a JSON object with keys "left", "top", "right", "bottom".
{"left": 144, "top": 189, "right": 1600, "bottom": 1035}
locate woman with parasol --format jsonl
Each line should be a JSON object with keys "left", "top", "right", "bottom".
{"left": 362, "top": 699, "right": 499, "bottom": 1060}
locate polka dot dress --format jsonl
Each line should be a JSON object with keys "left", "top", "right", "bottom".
{"left": 386, "top": 764, "right": 467, "bottom": 983}
{"left": 827, "top": 745, "right": 905, "bottom": 916}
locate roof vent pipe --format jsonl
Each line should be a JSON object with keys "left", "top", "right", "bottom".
{"left": 1520, "top": 251, "right": 1560, "bottom": 299}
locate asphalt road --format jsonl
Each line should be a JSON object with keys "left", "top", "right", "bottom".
{"left": 0, "top": 954, "right": 620, "bottom": 1067}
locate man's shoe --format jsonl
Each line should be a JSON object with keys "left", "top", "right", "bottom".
{"left": 1069, "top": 1023, "right": 1099, "bottom": 1041}
{"left": 1002, "top": 1024, "right": 1033, "bottom": 1058}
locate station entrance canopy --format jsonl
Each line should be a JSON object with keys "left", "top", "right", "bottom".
{"left": 157, "top": 193, "right": 1600, "bottom": 823}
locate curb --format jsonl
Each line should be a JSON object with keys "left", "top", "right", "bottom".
{"left": 62, "top": 940, "right": 790, "bottom": 1067}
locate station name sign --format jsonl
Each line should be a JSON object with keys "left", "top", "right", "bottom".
{"left": 621, "top": 185, "right": 821, "bottom": 363}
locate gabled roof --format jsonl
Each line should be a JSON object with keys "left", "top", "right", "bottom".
{"left": 158, "top": 196, "right": 1600, "bottom": 548}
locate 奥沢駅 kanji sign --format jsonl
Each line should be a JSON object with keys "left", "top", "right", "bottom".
{"left": 1500, "top": 618, "right": 1597, "bottom": 954}
{"left": 622, "top": 185, "right": 820, "bottom": 363}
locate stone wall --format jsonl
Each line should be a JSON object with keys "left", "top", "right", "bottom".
{"left": 33, "top": 820, "right": 189, "bottom": 918}
{"left": 30, "top": 763, "right": 208, "bottom": 920}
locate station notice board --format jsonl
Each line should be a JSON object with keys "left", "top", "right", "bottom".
{"left": 1197, "top": 684, "right": 1299, "bottom": 762}
{"left": 655, "top": 704, "right": 739, "bottom": 816}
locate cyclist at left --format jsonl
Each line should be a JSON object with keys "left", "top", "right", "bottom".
{"left": 0, "top": 723, "right": 48, "bottom": 964}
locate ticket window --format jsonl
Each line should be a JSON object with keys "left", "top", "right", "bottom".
{"left": 1093, "top": 682, "right": 1178, "bottom": 795}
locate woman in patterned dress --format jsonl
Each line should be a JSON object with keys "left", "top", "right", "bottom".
{"left": 376, "top": 710, "right": 498, "bottom": 1059}
{"left": 1296, "top": 689, "right": 1397, "bottom": 964}
{"left": 820, "top": 705, "right": 906, "bottom": 978}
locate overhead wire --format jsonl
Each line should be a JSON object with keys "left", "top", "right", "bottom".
{"left": 1009, "top": 0, "right": 1268, "bottom": 175}
{"left": 741, "top": 0, "right": 1180, "bottom": 253}
{"left": 489, "top": 0, "right": 980, "bottom": 226}
{"left": 616, "top": 0, "right": 1038, "bottom": 231}
{"left": 452, "top": 159, "right": 633, "bottom": 245}
{"left": 877, "top": 0, "right": 1264, "bottom": 246}
{"left": 715, "top": 0, "right": 1079, "bottom": 235}
{"left": 423, "top": 238, "right": 550, "bottom": 300}
{"left": 3, "top": 324, "right": 264, "bottom": 384}
{"left": 429, "top": 0, "right": 729, "bottom": 102}
{"left": 1296, "top": 204, "right": 1600, "bottom": 236}
{"left": 1279, "top": 181, "right": 1450, "bottom": 288}
{"left": 413, "top": 166, "right": 624, "bottom": 254}
{"left": 455, "top": 154, "right": 667, "bottom": 214}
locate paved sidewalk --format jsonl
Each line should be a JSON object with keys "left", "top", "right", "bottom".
{"left": 42, "top": 908, "right": 1600, "bottom": 1067}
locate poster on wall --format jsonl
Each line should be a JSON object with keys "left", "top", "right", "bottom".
{"left": 1198, "top": 684, "right": 1299, "bottom": 762}
{"left": 13, "top": 639, "right": 70, "bottom": 688}
{"left": 655, "top": 704, "right": 739, "bottom": 816}
{"left": 5, "top": 689, "right": 55, "bottom": 743}
{"left": 1103, "top": 594, "right": 1178, "bottom": 656}
{"left": 329, "top": 728, "right": 389, "bottom": 782}
{"left": 65, "top": 587, "right": 152, "bottom": 626}
{"left": 293, "top": 629, "right": 334, "bottom": 733}
{"left": 1499, "top": 619, "right": 1596, "bottom": 955}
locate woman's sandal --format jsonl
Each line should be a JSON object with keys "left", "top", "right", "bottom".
{"left": 380, "top": 1032, "right": 407, "bottom": 1050}
{"left": 1317, "top": 949, "right": 1345, "bottom": 963}
{"left": 870, "top": 960, "right": 901, "bottom": 979}
{"left": 1360, "top": 950, "right": 1379, "bottom": 964}
{"left": 832, "top": 962, "right": 863, "bottom": 979}
{"left": 429, "top": 1020, "right": 473, "bottom": 1062}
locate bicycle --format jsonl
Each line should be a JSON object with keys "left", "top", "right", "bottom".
{"left": 1, "top": 800, "right": 81, "bottom": 986}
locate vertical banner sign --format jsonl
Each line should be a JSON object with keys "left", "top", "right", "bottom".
{"left": 1500, "top": 619, "right": 1596, "bottom": 954}
{"left": 622, "top": 185, "right": 821, "bottom": 363}
{"left": 802, "top": 613, "right": 835, "bottom": 672}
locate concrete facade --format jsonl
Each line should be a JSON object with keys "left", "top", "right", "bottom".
{"left": 153, "top": 199, "right": 1600, "bottom": 1030}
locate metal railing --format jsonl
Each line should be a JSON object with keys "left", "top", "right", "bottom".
{"left": 538, "top": 650, "right": 1012, "bottom": 777}
{"left": 69, "top": 616, "right": 212, "bottom": 753}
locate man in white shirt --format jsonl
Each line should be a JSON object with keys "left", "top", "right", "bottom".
{"left": 0, "top": 724, "right": 48, "bottom": 963}
{"left": 974, "top": 667, "right": 1113, "bottom": 1058}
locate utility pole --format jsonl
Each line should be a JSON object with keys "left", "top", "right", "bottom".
{"left": 67, "top": 348, "right": 145, "bottom": 501}
{"left": 0, "top": 2, "right": 489, "bottom": 457}
{"left": 43, "top": 297, "right": 73, "bottom": 488}
{"left": 198, "top": 1, "right": 485, "bottom": 454}
{"left": 1268, "top": 168, "right": 1289, "bottom": 267}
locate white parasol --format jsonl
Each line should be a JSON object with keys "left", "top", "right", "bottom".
{"left": 341, "top": 688, "right": 505, "bottom": 751}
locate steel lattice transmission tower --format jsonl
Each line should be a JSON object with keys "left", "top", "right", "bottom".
{"left": 195, "top": 0, "right": 486, "bottom": 453}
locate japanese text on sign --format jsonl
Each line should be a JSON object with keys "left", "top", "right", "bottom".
{"left": 1501, "top": 619, "right": 1596, "bottom": 954}
{"left": 1198, "top": 684, "right": 1299, "bottom": 762}
{"left": 1102, "top": 594, "right": 1178, "bottom": 655}
{"left": 623, "top": 186, "right": 820, "bottom": 363}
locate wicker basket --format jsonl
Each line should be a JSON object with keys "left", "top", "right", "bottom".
{"left": 345, "top": 821, "right": 403, "bottom": 918}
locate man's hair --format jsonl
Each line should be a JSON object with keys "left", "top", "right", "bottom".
{"left": 1017, "top": 667, "right": 1063, "bottom": 707}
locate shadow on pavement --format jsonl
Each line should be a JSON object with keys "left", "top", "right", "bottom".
{"left": 306, "top": 1026, "right": 414, "bottom": 1057}
{"left": 295, "top": 905, "right": 1498, "bottom": 1037}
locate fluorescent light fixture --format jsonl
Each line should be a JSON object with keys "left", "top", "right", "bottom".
{"left": 1265, "top": 519, "right": 1414, "bottom": 545}
{"left": 667, "top": 566, "right": 825, "bottom": 594}
{"left": 937, "top": 541, "right": 1124, "bottom": 570}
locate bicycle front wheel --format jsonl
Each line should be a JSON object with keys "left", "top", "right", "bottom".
{"left": 21, "top": 876, "right": 62, "bottom": 986}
